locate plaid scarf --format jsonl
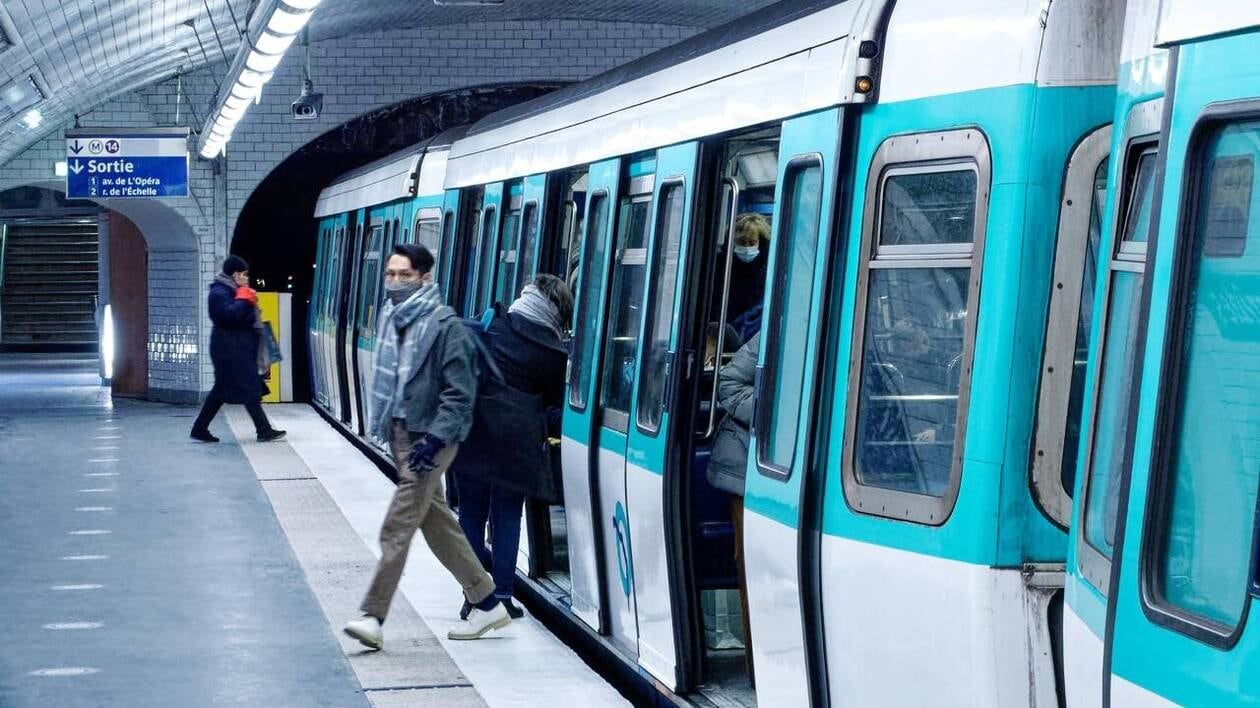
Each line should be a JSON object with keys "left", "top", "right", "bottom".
{"left": 368, "top": 283, "right": 443, "bottom": 440}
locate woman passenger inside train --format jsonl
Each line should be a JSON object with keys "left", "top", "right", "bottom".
{"left": 724, "top": 213, "right": 771, "bottom": 342}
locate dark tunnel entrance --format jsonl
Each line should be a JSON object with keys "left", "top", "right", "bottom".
{"left": 232, "top": 82, "right": 564, "bottom": 402}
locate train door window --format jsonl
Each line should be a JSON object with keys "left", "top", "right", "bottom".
{"left": 517, "top": 201, "right": 540, "bottom": 293}
{"left": 475, "top": 206, "right": 498, "bottom": 311}
{"left": 1143, "top": 118, "right": 1260, "bottom": 638}
{"left": 757, "top": 158, "right": 824, "bottom": 475}
{"left": 558, "top": 174, "right": 589, "bottom": 292}
{"left": 439, "top": 209, "right": 456, "bottom": 279}
{"left": 637, "top": 182, "right": 685, "bottom": 433}
{"left": 842, "top": 128, "right": 991, "bottom": 524}
{"left": 416, "top": 216, "right": 440, "bottom": 256}
{"left": 357, "top": 222, "right": 385, "bottom": 338}
{"left": 1078, "top": 134, "right": 1159, "bottom": 592}
{"left": 1031, "top": 126, "right": 1111, "bottom": 528}
{"left": 599, "top": 185, "right": 654, "bottom": 429}
{"left": 496, "top": 199, "right": 522, "bottom": 304}
{"left": 568, "top": 192, "right": 610, "bottom": 410}
{"left": 329, "top": 226, "right": 345, "bottom": 321}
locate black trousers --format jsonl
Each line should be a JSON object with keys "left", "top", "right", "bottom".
{"left": 192, "top": 388, "right": 272, "bottom": 435}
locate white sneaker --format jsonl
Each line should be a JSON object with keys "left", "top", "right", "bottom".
{"left": 447, "top": 602, "right": 511, "bottom": 640}
{"left": 344, "top": 615, "right": 383, "bottom": 650}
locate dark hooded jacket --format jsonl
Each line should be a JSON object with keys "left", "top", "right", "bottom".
{"left": 452, "top": 305, "right": 567, "bottom": 501}
{"left": 207, "top": 278, "right": 263, "bottom": 403}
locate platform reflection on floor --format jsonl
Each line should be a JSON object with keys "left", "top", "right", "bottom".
{"left": 0, "top": 353, "right": 628, "bottom": 708}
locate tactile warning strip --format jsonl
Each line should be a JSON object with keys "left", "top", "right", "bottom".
{"left": 225, "top": 408, "right": 486, "bottom": 707}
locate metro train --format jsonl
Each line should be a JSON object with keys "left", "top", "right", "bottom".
{"left": 307, "top": 0, "right": 1260, "bottom": 705}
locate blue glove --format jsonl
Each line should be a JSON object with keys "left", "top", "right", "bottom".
{"left": 408, "top": 434, "right": 446, "bottom": 473}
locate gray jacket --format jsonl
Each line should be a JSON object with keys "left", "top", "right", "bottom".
{"left": 707, "top": 333, "right": 758, "bottom": 496}
{"left": 399, "top": 306, "right": 479, "bottom": 444}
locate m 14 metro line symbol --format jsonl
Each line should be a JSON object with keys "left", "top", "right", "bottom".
{"left": 64, "top": 127, "right": 190, "bottom": 199}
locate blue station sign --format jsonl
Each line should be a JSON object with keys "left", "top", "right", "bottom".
{"left": 65, "top": 127, "right": 190, "bottom": 199}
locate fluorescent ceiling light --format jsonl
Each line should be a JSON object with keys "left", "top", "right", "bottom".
{"left": 1, "top": 75, "right": 44, "bottom": 114}
{"left": 237, "top": 69, "right": 267, "bottom": 88}
{"left": 21, "top": 109, "right": 42, "bottom": 129}
{"left": 198, "top": 0, "right": 326, "bottom": 159}
{"left": 255, "top": 30, "right": 297, "bottom": 55}
{"left": 54, "top": 161, "right": 67, "bottom": 177}
{"left": 246, "top": 49, "right": 284, "bottom": 73}
{"left": 267, "top": 7, "right": 314, "bottom": 35}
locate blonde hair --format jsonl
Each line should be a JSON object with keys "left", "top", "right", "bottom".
{"left": 734, "top": 212, "right": 770, "bottom": 247}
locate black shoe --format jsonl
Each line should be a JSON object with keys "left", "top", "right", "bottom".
{"left": 459, "top": 599, "right": 472, "bottom": 621}
{"left": 503, "top": 598, "right": 524, "bottom": 619}
{"left": 190, "top": 429, "right": 220, "bottom": 443}
{"left": 257, "top": 429, "right": 286, "bottom": 442}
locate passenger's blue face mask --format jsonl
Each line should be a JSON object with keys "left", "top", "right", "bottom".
{"left": 734, "top": 245, "right": 760, "bottom": 263}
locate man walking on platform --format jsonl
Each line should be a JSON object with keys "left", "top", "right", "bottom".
{"left": 344, "top": 244, "right": 509, "bottom": 650}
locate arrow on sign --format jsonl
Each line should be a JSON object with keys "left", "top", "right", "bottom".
{"left": 68, "top": 160, "right": 85, "bottom": 175}
{"left": 69, "top": 140, "right": 84, "bottom": 155}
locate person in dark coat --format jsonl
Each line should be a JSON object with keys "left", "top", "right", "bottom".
{"left": 190, "top": 255, "right": 285, "bottom": 443}
{"left": 453, "top": 273, "right": 572, "bottom": 619}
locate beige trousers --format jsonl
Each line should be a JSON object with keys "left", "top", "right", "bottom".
{"left": 360, "top": 420, "right": 495, "bottom": 620}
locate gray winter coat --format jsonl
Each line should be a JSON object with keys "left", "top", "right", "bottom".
{"left": 398, "top": 307, "right": 480, "bottom": 444}
{"left": 707, "top": 333, "right": 758, "bottom": 496}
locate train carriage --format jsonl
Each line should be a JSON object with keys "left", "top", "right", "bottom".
{"left": 306, "top": 0, "right": 1260, "bottom": 705}
{"left": 1066, "top": 1, "right": 1260, "bottom": 705}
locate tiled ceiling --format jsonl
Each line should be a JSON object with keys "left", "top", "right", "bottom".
{"left": 0, "top": 0, "right": 779, "bottom": 172}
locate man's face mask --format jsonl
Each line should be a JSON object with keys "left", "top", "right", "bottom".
{"left": 734, "top": 245, "right": 760, "bottom": 263}
{"left": 384, "top": 279, "right": 422, "bottom": 304}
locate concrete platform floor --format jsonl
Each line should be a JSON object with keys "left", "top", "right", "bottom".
{"left": 0, "top": 354, "right": 628, "bottom": 707}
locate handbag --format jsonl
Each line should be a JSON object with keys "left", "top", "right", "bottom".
{"left": 262, "top": 321, "right": 283, "bottom": 363}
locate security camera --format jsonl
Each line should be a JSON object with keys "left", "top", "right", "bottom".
{"left": 292, "top": 79, "right": 323, "bottom": 121}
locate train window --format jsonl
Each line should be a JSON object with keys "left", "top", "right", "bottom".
{"left": 1144, "top": 119, "right": 1260, "bottom": 638}
{"left": 842, "top": 128, "right": 991, "bottom": 524}
{"left": 569, "top": 192, "right": 610, "bottom": 411}
{"left": 1031, "top": 125, "right": 1111, "bottom": 529}
{"left": 496, "top": 207, "right": 522, "bottom": 304}
{"left": 474, "top": 206, "right": 498, "bottom": 313}
{"left": 757, "top": 158, "right": 823, "bottom": 475}
{"left": 1078, "top": 134, "right": 1158, "bottom": 593}
{"left": 416, "top": 217, "right": 440, "bottom": 256}
{"left": 599, "top": 195, "right": 652, "bottom": 430}
{"left": 637, "top": 182, "right": 686, "bottom": 433}
{"left": 517, "top": 202, "right": 540, "bottom": 294}
{"left": 439, "top": 209, "right": 456, "bottom": 285}
{"left": 357, "top": 223, "right": 385, "bottom": 337}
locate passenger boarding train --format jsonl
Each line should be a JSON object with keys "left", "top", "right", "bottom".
{"left": 308, "top": 0, "right": 1260, "bottom": 705}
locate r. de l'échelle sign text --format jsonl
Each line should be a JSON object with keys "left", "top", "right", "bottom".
{"left": 65, "top": 128, "right": 190, "bottom": 199}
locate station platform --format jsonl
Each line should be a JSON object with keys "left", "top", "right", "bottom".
{"left": 0, "top": 354, "right": 629, "bottom": 708}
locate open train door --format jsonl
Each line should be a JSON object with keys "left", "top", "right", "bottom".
{"left": 1105, "top": 29, "right": 1260, "bottom": 706}
{"left": 744, "top": 106, "right": 846, "bottom": 706}
{"left": 561, "top": 157, "right": 622, "bottom": 634}
{"left": 621, "top": 141, "right": 700, "bottom": 687}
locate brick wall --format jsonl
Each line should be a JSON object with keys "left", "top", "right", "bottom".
{"left": 0, "top": 19, "right": 696, "bottom": 400}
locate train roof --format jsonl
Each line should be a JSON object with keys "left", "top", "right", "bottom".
{"left": 444, "top": 0, "right": 1129, "bottom": 189}
{"left": 1155, "top": 0, "right": 1260, "bottom": 47}
{"left": 444, "top": 0, "right": 887, "bottom": 187}
{"left": 314, "top": 126, "right": 465, "bottom": 218}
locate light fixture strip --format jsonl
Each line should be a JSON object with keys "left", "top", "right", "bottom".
{"left": 197, "top": 0, "right": 321, "bottom": 159}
